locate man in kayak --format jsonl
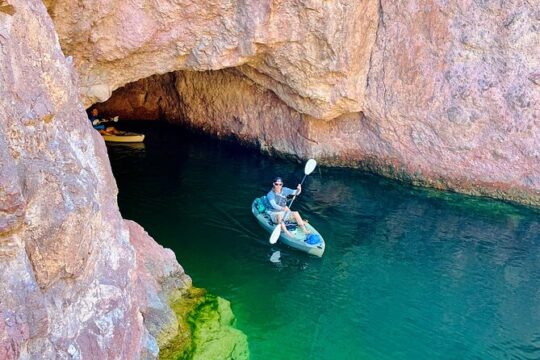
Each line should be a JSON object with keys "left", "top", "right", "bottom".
{"left": 88, "top": 108, "right": 105, "bottom": 130}
{"left": 266, "top": 177, "right": 310, "bottom": 236}
{"left": 88, "top": 108, "right": 121, "bottom": 135}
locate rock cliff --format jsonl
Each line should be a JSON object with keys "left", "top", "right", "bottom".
{"left": 46, "top": 0, "right": 539, "bottom": 206}
{"left": 363, "top": 1, "right": 539, "bottom": 205}
{"left": 0, "top": 1, "right": 246, "bottom": 359}
{"left": 45, "top": 0, "right": 378, "bottom": 119}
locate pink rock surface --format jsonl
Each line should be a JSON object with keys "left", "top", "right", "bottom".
{"left": 362, "top": 0, "right": 539, "bottom": 204}
{"left": 45, "top": 0, "right": 378, "bottom": 119}
{"left": 87, "top": 0, "right": 539, "bottom": 205}
{"left": 0, "top": 1, "right": 190, "bottom": 358}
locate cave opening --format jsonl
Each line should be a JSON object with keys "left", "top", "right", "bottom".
{"left": 88, "top": 68, "right": 315, "bottom": 162}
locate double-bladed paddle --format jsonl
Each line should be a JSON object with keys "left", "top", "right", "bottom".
{"left": 269, "top": 159, "right": 317, "bottom": 244}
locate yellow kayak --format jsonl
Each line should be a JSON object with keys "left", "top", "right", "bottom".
{"left": 102, "top": 131, "right": 145, "bottom": 143}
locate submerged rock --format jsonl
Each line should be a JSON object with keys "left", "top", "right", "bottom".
{"left": 160, "top": 288, "right": 249, "bottom": 360}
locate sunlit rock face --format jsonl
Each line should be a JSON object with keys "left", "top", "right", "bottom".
{"left": 0, "top": 1, "right": 190, "bottom": 358}
{"left": 88, "top": 0, "right": 539, "bottom": 206}
{"left": 362, "top": 0, "right": 540, "bottom": 205}
{"left": 44, "top": 0, "right": 378, "bottom": 119}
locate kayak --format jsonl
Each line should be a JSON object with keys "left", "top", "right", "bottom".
{"left": 102, "top": 131, "right": 145, "bottom": 143}
{"left": 251, "top": 197, "right": 325, "bottom": 257}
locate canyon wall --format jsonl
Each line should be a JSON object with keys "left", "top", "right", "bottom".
{"left": 0, "top": 1, "right": 210, "bottom": 358}
{"left": 48, "top": 0, "right": 539, "bottom": 206}
{"left": 362, "top": 1, "right": 539, "bottom": 204}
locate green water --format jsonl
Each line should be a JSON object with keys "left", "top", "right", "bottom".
{"left": 108, "top": 122, "right": 540, "bottom": 360}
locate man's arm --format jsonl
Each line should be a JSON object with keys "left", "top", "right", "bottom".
{"left": 283, "top": 187, "right": 301, "bottom": 196}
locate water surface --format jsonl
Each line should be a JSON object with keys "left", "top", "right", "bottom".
{"left": 108, "top": 122, "right": 540, "bottom": 360}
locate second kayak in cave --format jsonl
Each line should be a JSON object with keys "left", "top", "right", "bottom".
{"left": 101, "top": 130, "right": 145, "bottom": 143}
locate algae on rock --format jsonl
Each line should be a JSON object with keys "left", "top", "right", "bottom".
{"left": 159, "top": 288, "right": 249, "bottom": 360}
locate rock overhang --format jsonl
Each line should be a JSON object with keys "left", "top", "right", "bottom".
{"left": 44, "top": 0, "right": 379, "bottom": 119}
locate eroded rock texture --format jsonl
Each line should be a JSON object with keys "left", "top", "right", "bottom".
{"left": 0, "top": 1, "right": 191, "bottom": 358}
{"left": 44, "top": 0, "right": 378, "bottom": 119}
{"left": 85, "top": 0, "right": 539, "bottom": 206}
{"left": 363, "top": 1, "right": 540, "bottom": 204}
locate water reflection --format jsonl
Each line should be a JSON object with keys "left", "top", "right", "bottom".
{"left": 106, "top": 142, "right": 146, "bottom": 151}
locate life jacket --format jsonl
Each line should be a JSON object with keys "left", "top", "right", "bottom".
{"left": 267, "top": 190, "right": 287, "bottom": 210}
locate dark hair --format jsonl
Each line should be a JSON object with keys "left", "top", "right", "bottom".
{"left": 273, "top": 177, "right": 282, "bottom": 183}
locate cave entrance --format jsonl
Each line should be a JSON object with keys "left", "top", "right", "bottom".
{"left": 88, "top": 69, "right": 312, "bottom": 159}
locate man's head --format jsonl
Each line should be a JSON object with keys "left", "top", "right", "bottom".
{"left": 91, "top": 108, "right": 98, "bottom": 116}
{"left": 273, "top": 177, "right": 283, "bottom": 189}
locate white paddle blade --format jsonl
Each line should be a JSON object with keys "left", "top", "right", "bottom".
{"left": 269, "top": 225, "right": 281, "bottom": 244}
{"left": 304, "top": 159, "right": 317, "bottom": 175}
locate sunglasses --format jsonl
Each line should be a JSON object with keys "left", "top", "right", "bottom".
{"left": 274, "top": 183, "right": 283, "bottom": 186}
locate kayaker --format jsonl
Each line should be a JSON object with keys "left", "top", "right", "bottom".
{"left": 266, "top": 177, "right": 310, "bottom": 236}
{"left": 88, "top": 108, "right": 106, "bottom": 130}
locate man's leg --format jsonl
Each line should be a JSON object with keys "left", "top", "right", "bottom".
{"left": 292, "top": 212, "right": 309, "bottom": 233}
{"left": 275, "top": 212, "right": 293, "bottom": 236}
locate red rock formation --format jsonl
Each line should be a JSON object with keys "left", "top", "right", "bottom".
{"left": 0, "top": 1, "right": 190, "bottom": 358}
{"left": 96, "top": 64, "right": 540, "bottom": 205}
{"left": 362, "top": 0, "right": 539, "bottom": 205}
{"left": 81, "top": 0, "right": 538, "bottom": 206}
{"left": 44, "top": 0, "right": 378, "bottom": 119}
{"left": 93, "top": 73, "right": 184, "bottom": 122}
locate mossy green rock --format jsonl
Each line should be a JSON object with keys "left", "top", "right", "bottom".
{"left": 160, "top": 288, "right": 249, "bottom": 360}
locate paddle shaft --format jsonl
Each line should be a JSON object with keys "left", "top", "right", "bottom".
{"left": 279, "top": 173, "right": 310, "bottom": 226}
{"left": 286, "top": 172, "right": 308, "bottom": 212}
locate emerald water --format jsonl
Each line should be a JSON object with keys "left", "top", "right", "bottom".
{"left": 108, "top": 122, "right": 540, "bottom": 360}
